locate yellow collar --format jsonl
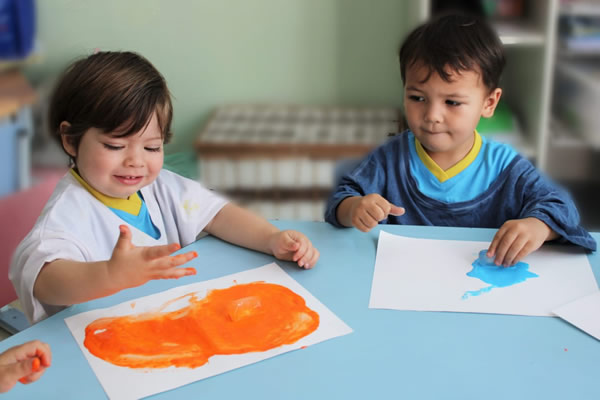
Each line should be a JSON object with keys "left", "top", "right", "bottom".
{"left": 415, "top": 131, "right": 482, "bottom": 183}
{"left": 70, "top": 169, "right": 142, "bottom": 215}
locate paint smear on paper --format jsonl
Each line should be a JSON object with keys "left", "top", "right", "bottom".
{"left": 84, "top": 282, "right": 319, "bottom": 369}
{"left": 462, "top": 250, "right": 538, "bottom": 299}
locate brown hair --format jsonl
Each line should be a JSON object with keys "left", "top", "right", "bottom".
{"left": 48, "top": 51, "right": 173, "bottom": 165}
{"left": 399, "top": 14, "right": 505, "bottom": 91}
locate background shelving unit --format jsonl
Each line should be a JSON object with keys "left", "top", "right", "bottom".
{"left": 547, "top": 0, "right": 600, "bottom": 183}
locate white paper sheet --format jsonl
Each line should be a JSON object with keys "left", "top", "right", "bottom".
{"left": 369, "top": 231, "right": 598, "bottom": 316}
{"left": 553, "top": 291, "right": 600, "bottom": 340}
{"left": 65, "top": 263, "right": 352, "bottom": 400}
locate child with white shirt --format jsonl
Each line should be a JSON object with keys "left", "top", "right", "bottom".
{"left": 10, "top": 51, "right": 320, "bottom": 323}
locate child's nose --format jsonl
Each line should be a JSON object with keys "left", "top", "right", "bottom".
{"left": 124, "top": 149, "right": 144, "bottom": 167}
{"left": 424, "top": 103, "right": 442, "bottom": 124}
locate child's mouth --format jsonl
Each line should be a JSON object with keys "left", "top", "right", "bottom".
{"left": 115, "top": 175, "right": 143, "bottom": 185}
{"left": 423, "top": 129, "right": 445, "bottom": 135}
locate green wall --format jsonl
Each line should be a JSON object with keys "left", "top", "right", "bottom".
{"left": 26, "top": 0, "right": 409, "bottom": 153}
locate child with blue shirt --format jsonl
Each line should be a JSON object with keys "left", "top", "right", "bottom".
{"left": 10, "top": 51, "right": 320, "bottom": 324}
{"left": 325, "top": 14, "right": 596, "bottom": 265}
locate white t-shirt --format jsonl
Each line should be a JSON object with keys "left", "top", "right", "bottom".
{"left": 9, "top": 169, "right": 228, "bottom": 323}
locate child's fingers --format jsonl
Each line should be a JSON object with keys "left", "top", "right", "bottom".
{"left": 20, "top": 358, "right": 46, "bottom": 384}
{"left": 167, "top": 251, "right": 198, "bottom": 267}
{"left": 299, "top": 247, "right": 319, "bottom": 269}
{"left": 307, "top": 247, "right": 320, "bottom": 268}
{"left": 487, "top": 227, "right": 506, "bottom": 259}
{"left": 292, "top": 240, "right": 309, "bottom": 264}
{"left": 35, "top": 343, "right": 52, "bottom": 368}
{"left": 114, "top": 225, "right": 133, "bottom": 251}
{"left": 290, "top": 236, "right": 307, "bottom": 260}
{"left": 369, "top": 202, "right": 387, "bottom": 221}
{"left": 493, "top": 230, "right": 518, "bottom": 266}
{"left": 168, "top": 243, "right": 182, "bottom": 253}
{"left": 503, "top": 236, "right": 527, "bottom": 266}
{"left": 281, "top": 232, "right": 300, "bottom": 252}
{"left": 513, "top": 242, "right": 535, "bottom": 265}
{"left": 3, "top": 358, "right": 34, "bottom": 387}
{"left": 149, "top": 251, "right": 198, "bottom": 279}
{"left": 157, "top": 267, "right": 197, "bottom": 280}
{"left": 356, "top": 214, "right": 377, "bottom": 232}
{"left": 388, "top": 204, "right": 405, "bottom": 217}
{"left": 126, "top": 248, "right": 197, "bottom": 282}
{"left": 144, "top": 243, "right": 186, "bottom": 261}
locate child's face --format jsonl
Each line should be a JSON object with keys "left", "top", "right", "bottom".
{"left": 403, "top": 63, "right": 501, "bottom": 167}
{"left": 63, "top": 113, "right": 164, "bottom": 199}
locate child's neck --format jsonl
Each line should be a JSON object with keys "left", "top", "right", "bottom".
{"left": 427, "top": 150, "right": 467, "bottom": 171}
{"left": 425, "top": 135, "right": 476, "bottom": 171}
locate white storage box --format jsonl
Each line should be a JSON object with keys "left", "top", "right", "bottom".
{"left": 196, "top": 104, "right": 402, "bottom": 221}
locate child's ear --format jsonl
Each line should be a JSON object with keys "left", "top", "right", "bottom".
{"left": 60, "top": 121, "right": 77, "bottom": 157}
{"left": 481, "top": 88, "right": 502, "bottom": 118}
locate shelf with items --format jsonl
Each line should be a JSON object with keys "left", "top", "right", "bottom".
{"left": 547, "top": 118, "right": 600, "bottom": 182}
{"left": 557, "top": 4, "right": 600, "bottom": 57}
{"left": 559, "top": 1, "right": 600, "bottom": 17}
{"left": 551, "top": 0, "right": 600, "bottom": 161}
{"left": 493, "top": 20, "right": 547, "bottom": 45}
{"left": 195, "top": 104, "right": 403, "bottom": 221}
{"left": 552, "top": 59, "right": 600, "bottom": 149}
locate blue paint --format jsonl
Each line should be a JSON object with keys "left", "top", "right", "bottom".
{"left": 462, "top": 249, "right": 538, "bottom": 299}
{"left": 477, "top": 249, "right": 496, "bottom": 266}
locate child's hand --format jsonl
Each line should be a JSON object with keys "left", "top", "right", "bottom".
{"left": 0, "top": 340, "right": 51, "bottom": 392}
{"left": 487, "top": 217, "right": 557, "bottom": 266}
{"left": 107, "top": 225, "right": 198, "bottom": 289}
{"left": 349, "top": 194, "right": 405, "bottom": 232}
{"left": 267, "top": 230, "right": 319, "bottom": 269}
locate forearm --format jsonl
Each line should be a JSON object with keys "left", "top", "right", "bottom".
{"left": 33, "top": 259, "right": 121, "bottom": 306}
{"left": 335, "top": 196, "right": 360, "bottom": 228}
{"left": 204, "top": 203, "right": 279, "bottom": 254}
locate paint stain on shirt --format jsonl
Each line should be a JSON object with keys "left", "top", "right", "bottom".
{"left": 462, "top": 250, "right": 539, "bottom": 299}
{"left": 84, "top": 282, "right": 319, "bottom": 369}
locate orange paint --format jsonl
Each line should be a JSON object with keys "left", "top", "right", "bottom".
{"left": 31, "top": 357, "right": 40, "bottom": 372}
{"left": 84, "top": 282, "right": 319, "bottom": 369}
{"left": 18, "top": 357, "right": 41, "bottom": 384}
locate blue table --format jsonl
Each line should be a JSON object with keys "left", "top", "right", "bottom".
{"left": 2, "top": 221, "right": 599, "bottom": 399}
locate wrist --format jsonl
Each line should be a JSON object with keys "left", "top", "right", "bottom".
{"left": 103, "top": 260, "right": 126, "bottom": 292}
{"left": 338, "top": 196, "right": 360, "bottom": 227}
{"left": 265, "top": 228, "right": 281, "bottom": 255}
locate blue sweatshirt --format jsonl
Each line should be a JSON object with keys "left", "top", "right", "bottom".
{"left": 325, "top": 131, "right": 596, "bottom": 251}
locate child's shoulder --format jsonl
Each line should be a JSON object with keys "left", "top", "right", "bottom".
{"left": 35, "top": 173, "right": 96, "bottom": 226}
{"left": 373, "top": 129, "right": 413, "bottom": 153}
{"left": 479, "top": 136, "right": 522, "bottom": 169}
{"left": 151, "top": 168, "right": 200, "bottom": 192}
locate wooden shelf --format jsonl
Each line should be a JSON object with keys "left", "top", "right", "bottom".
{"left": 560, "top": 1, "right": 600, "bottom": 17}
{"left": 494, "top": 21, "right": 546, "bottom": 46}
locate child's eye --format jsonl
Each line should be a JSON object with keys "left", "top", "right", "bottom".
{"left": 145, "top": 147, "right": 162, "bottom": 152}
{"left": 103, "top": 144, "right": 123, "bottom": 150}
{"left": 408, "top": 95, "right": 425, "bottom": 102}
{"left": 446, "top": 100, "right": 461, "bottom": 106}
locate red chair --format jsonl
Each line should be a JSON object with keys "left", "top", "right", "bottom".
{"left": 0, "top": 170, "right": 64, "bottom": 307}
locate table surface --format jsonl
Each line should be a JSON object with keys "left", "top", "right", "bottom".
{"left": 2, "top": 221, "right": 599, "bottom": 400}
